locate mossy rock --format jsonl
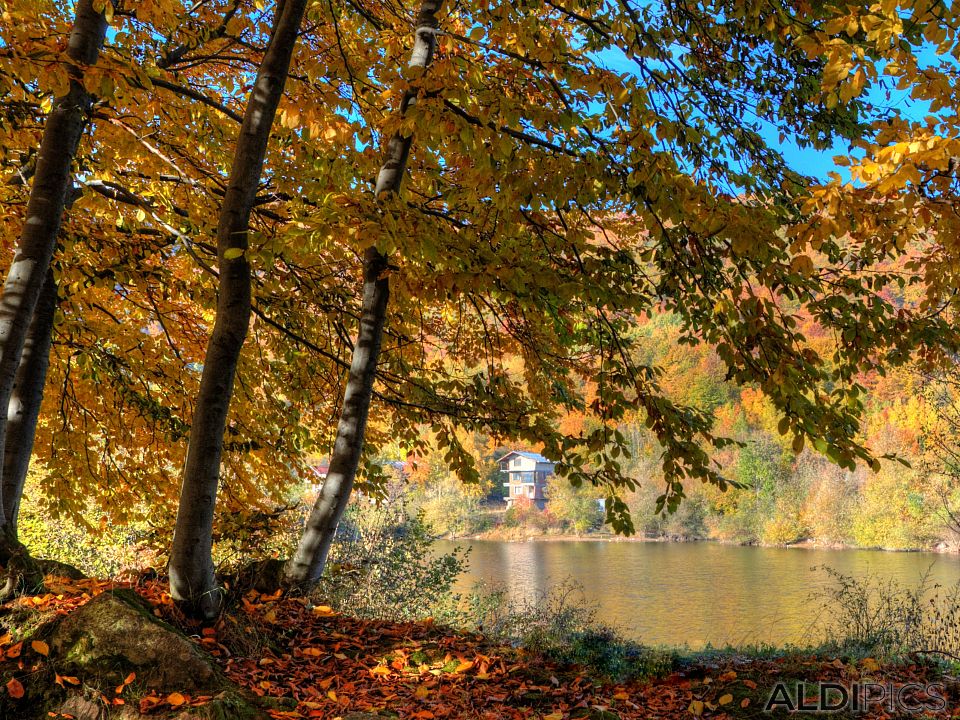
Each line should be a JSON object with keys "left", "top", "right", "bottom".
{"left": 1, "top": 589, "right": 269, "bottom": 720}
{"left": 48, "top": 589, "right": 218, "bottom": 691}
{"left": 36, "top": 558, "right": 86, "bottom": 580}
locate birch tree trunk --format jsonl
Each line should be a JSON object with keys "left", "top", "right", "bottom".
{"left": 3, "top": 269, "right": 56, "bottom": 537}
{"left": 284, "top": 0, "right": 443, "bottom": 586}
{"left": 169, "top": 0, "right": 309, "bottom": 619}
{"left": 0, "top": 0, "right": 109, "bottom": 593}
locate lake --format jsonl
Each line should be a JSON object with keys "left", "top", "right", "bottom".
{"left": 435, "top": 539, "right": 960, "bottom": 648}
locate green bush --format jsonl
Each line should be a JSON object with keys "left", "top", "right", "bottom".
{"left": 17, "top": 493, "right": 161, "bottom": 578}
{"left": 316, "top": 503, "right": 467, "bottom": 623}
{"left": 545, "top": 476, "right": 603, "bottom": 534}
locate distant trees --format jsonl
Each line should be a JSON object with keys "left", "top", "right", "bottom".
{"left": 545, "top": 477, "right": 604, "bottom": 535}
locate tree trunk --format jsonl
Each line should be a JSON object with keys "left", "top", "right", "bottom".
{"left": 284, "top": 0, "right": 443, "bottom": 586}
{"left": 3, "top": 268, "right": 56, "bottom": 538}
{"left": 168, "top": 0, "right": 309, "bottom": 619}
{"left": 0, "top": 0, "right": 109, "bottom": 592}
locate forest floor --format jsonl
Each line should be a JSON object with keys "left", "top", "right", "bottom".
{"left": 0, "top": 574, "right": 955, "bottom": 720}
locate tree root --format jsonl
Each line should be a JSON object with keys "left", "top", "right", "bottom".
{"left": 0, "top": 538, "right": 44, "bottom": 600}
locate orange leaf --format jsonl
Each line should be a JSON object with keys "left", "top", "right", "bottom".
{"left": 6, "top": 642, "right": 22, "bottom": 658}
{"left": 166, "top": 692, "right": 187, "bottom": 706}
{"left": 5, "top": 678, "right": 24, "bottom": 699}
{"left": 31, "top": 640, "right": 49, "bottom": 656}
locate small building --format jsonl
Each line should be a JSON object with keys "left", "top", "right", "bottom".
{"left": 500, "top": 450, "right": 555, "bottom": 509}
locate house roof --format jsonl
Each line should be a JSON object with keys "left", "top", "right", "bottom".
{"left": 499, "top": 450, "right": 553, "bottom": 464}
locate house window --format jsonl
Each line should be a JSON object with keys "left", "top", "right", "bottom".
{"left": 513, "top": 457, "right": 522, "bottom": 468}
{"left": 526, "top": 486, "right": 534, "bottom": 498}
{"left": 513, "top": 486, "right": 521, "bottom": 495}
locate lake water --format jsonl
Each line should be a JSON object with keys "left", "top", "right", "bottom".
{"left": 435, "top": 539, "right": 960, "bottom": 648}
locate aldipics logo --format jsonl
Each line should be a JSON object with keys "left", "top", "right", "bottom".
{"left": 764, "top": 682, "right": 947, "bottom": 714}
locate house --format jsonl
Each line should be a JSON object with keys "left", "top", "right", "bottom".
{"left": 500, "top": 450, "right": 555, "bottom": 509}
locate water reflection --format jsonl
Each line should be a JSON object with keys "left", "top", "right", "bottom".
{"left": 437, "top": 540, "right": 960, "bottom": 648}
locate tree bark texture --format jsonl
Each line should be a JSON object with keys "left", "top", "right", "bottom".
{"left": 169, "top": 0, "right": 309, "bottom": 618}
{"left": 3, "top": 268, "right": 56, "bottom": 537}
{"left": 284, "top": 0, "right": 443, "bottom": 586}
{"left": 0, "top": 0, "right": 109, "bottom": 595}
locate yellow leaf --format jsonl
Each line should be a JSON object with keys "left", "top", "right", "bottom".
{"left": 688, "top": 700, "right": 704, "bottom": 715}
{"left": 543, "top": 713, "right": 564, "bottom": 720}
{"left": 30, "top": 640, "right": 49, "bottom": 656}
{"left": 719, "top": 693, "right": 733, "bottom": 705}
{"left": 370, "top": 665, "right": 392, "bottom": 676}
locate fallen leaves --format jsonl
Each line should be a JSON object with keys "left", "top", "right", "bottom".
{"left": 5, "top": 677, "right": 23, "bottom": 699}
{"left": 31, "top": 640, "right": 49, "bottom": 656}
{"left": 0, "top": 578, "right": 952, "bottom": 720}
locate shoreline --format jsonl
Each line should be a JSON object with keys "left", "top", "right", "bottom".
{"left": 442, "top": 530, "right": 960, "bottom": 555}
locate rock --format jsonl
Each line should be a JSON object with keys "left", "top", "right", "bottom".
{"left": 48, "top": 589, "right": 216, "bottom": 691}
{"left": 57, "top": 695, "right": 102, "bottom": 720}
{"left": 36, "top": 558, "right": 86, "bottom": 580}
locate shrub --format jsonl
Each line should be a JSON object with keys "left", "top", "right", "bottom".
{"left": 18, "top": 493, "right": 161, "bottom": 578}
{"left": 545, "top": 476, "right": 603, "bottom": 534}
{"left": 502, "top": 497, "right": 556, "bottom": 531}
{"left": 813, "top": 566, "right": 960, "bottom": 661}
{"left": 457, "top": 580, "right": 676, "bottom": 681}
{"left": 316, "top": 503, "right": 467, "bottom": 623}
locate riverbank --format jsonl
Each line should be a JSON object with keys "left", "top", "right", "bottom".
{"left": 0, "top": 574, "right": 952, "bottom": 720}
{"left": 453, "top": 524, "right": 960, "bottom": 554}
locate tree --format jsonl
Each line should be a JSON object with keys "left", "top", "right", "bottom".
{"left": 3, "top": 0, "right": 959, "bottom": 588}
{"left": 284, "top": 0, "right": 443, "bottom": 587}
{"left": 0, "top": 0, "right": 110, "bottom": 594}
{"left": 3, "top": 269, "right": 56, "bottom": 537}
{"left": 168, "top": 0, "right": 310, "bottom": 618}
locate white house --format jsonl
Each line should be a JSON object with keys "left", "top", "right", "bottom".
{"left": 500, "top": 450, "right": 555, "bottom": 509}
